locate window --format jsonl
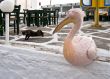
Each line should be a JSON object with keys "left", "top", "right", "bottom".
{"left": 105, "top": 0, "right": 110, "bottom": 6}
{"left": 82, "top": 0, "right": 92, "bottom": 6}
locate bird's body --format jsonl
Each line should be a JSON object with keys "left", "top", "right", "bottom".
{"left": 53, "top": 8, "right": 97, "bottom": 66}
{"left": 64, "top": 36, "right": 97, "bottom": 66}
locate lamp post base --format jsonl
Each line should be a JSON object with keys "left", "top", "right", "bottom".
{"left": 91, "top": 24, "right": 102, "bottom": 29}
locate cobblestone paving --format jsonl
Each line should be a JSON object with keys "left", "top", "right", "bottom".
{"left": 0, "top": 21, "right": 110, "bottom": 62}
{"left": 16, "top": 21, "right": 110, "bottom": 50}
{"left": 0, "top": 21, "right": 110, "bottom": 79}
{"left": 0, "top": 45, "right": 110, "bottom": 79}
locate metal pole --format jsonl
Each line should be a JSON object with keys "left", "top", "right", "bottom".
{"left": 93, "top": 0, "right": 101, "bottom": 28}
{"left": 25, "top": 0, "right": 27, "bottom": 9}
{"left": 95, "top": 0, "right": 99, "bottom": 26}
{"left": 50, "top": 0, "right": 52, "bottom": 5}
{"left": 5, "top": 13, "right": 10, "bottom": 45}
{"left": 15, "top": 0, "right": 17, "bottom": 5}
{"left": 60, "top": 5, "right": 63, "bottom": 18}
{"left": 72, "top": 4, "right": 73, "bottom": 9}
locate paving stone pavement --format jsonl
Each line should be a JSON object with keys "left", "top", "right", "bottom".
{"left": 15, "top": 21, "right": 110, "bottom": 50}
{"left": 0, "top": 21, "right": 110, "bottom": 55}
{"left": 0, "top": 45, "right": 110, "bottom": 79}
{"left": 0, "top": 21, "right": 110, "bottom": 79}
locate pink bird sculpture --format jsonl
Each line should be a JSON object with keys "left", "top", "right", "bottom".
{"left": 53, "top": 9, "right": 97, "bottom": 66}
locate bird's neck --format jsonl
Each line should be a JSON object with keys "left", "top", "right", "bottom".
{"left": 66, "top": 19, "right": 83, "bottom": 40}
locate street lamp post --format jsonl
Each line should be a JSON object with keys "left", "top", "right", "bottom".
{"left": 92, "top": 0, "right": 101, "bottom": 28}
{"left": 25, "top": 0, "right": 27, "bottom": 9}
{"left": 0, "top": 0, "right": 14, "bottom": 45}
{"left": 50, "top": 0, "right": 52, "bottom": 5}
{"left": 15, "top": 0, "right": 17, "bottom": 5}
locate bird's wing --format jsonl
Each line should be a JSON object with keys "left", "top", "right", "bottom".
{"left": 87, "top": 39, "right": 97, "bottom": 60}
{"left": 73, "top": 36, "right": 97, "bottom": 57}
{"left": 73, "top": 36, "right": 92, "bottom": 52}
{"left": 71, "top": 36, "right": 94, "bottom": 65}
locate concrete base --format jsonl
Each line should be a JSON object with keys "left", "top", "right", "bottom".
{"left": 91, "top": 24, "right": 102, "bottom": 29}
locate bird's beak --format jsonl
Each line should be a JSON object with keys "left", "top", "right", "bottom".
{"left": 53, "top": 17, "right": 73, "bottom": 34}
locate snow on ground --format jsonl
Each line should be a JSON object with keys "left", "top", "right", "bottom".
{"left": 0, "top": 45, "right": 110, "bottom": 79}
